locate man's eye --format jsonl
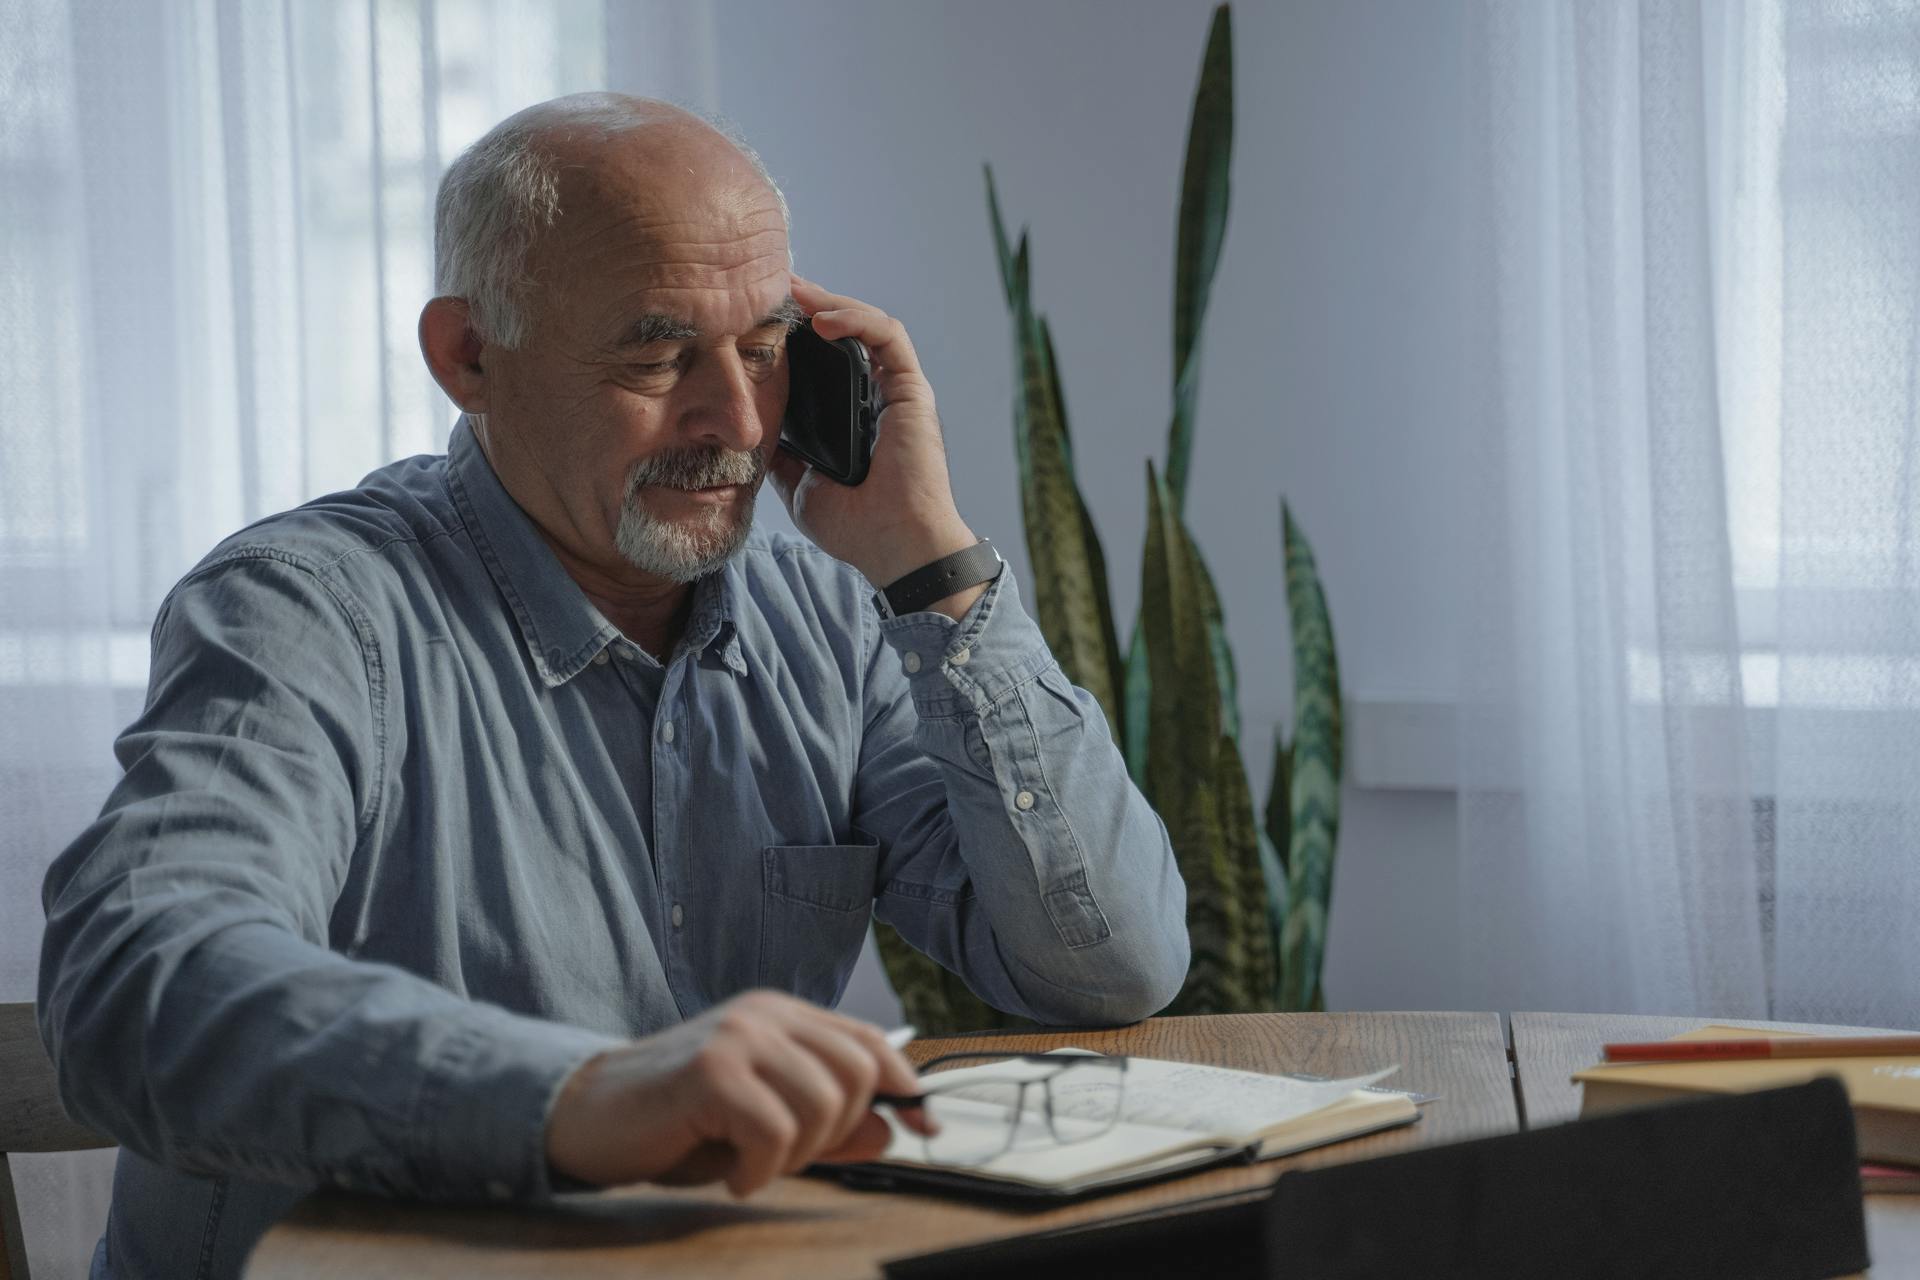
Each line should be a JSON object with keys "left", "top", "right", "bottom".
{"left": 743, "top": 346, "right": 780, "bottom": 366}
{"left": 629, "top": 359, "right": 679, "bottom": 376}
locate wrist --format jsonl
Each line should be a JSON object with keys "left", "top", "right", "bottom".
{"left": 860, "top": 521, "right": 979, "bottom": 590}
{"left": 919, "top": 580, "right": 990, "bottom": 622}
{"left": 881, "top": 538, "right": 1001, "bottom": 621}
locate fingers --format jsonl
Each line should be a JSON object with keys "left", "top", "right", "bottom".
{"left": 788, "top": 273, "right": 863, "bottom": 314}
{"left": 815, "top": 1111, "right": 896, "bottom": 1165}
{"left": 790, "top": 273, "right": 928, "bottom": 392}
{"left": 695, "top": 993, "right": 926, "bottom": 1194}
{"left": 783, "top": 1018, "right": 887, "bottom": 1156}
{"left": 711, "top": 1065, "right": 802, "bottom": 1197}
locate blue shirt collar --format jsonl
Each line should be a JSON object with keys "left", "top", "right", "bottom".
{"left": 445, "top": 416, "right": 745, "bottom": 686}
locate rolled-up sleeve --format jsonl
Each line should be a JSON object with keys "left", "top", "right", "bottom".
{"left": 36, "top": 551, "right": 619, "bottom": 1201}
{"left": 853, "top": 568, "right": 1190, "bottom": 1025}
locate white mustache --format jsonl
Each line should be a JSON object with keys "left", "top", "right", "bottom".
{"left": 626, "top": 447, "right": 764, "bottom": 493}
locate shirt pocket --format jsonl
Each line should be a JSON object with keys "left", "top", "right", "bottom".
{"left": 759, "top": 834, "right": 880, "bottom": 1007}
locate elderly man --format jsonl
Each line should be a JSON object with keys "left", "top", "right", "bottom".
{"left": 38, "top": 93, "right": 1188, "bottom": 1277}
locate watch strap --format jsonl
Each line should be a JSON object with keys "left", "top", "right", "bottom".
{"left": 883, "top": 540, "right": 1003, "bottom": 616}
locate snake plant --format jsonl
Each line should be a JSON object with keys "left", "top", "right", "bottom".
{"left": 874, "top": 3, "right": 1343, "bottom": 1026}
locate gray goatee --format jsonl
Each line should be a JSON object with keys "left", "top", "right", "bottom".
{"left": 613, "top": 445, "right": 765, "bottom": 583}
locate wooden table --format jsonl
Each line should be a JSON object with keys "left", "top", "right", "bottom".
{"left": 245, "top": 1011, "right": 1918, "bottom": 1277}
{"left": 245, "top": 1012, "right": 1514, "bottom": 1278}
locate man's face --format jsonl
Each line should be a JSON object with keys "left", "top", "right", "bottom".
{"left": 480, "top": 128, "right": 794, "bottom": 583}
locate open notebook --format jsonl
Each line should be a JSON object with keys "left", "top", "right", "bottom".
{"left": 832, "top": 1050, "right": 1421, "bottom": 1199}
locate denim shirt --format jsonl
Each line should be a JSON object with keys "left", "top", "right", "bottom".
{"left": 37, "top": 418, "right": 1189, "bottom": 1278}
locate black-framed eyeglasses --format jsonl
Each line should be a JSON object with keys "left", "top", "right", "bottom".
{"left": 874, "top": 1052, "right": 1131, "bottom": 1167}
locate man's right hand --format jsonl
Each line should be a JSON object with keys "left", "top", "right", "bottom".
{"left": 544, "top": 990, "right": 933, "bottom": 1197}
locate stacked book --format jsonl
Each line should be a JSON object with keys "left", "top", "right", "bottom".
{"left": 1574, "top": 1024, "right": 1920, "bottom": 1193}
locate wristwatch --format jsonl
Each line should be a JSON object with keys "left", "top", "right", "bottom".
{"left": 882, "top": 540, "right": 1003, "bottom": 616}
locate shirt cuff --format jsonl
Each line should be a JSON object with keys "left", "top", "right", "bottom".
{"left": 875, "top": 565, "right": 1056, "bottom": 717}
{"left": 413, "top": 1005, "right": 623, "bottom": 1203}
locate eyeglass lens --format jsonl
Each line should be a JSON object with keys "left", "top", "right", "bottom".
{"left": 915, "top": 1058, "right": 1126, "bottom": 1167}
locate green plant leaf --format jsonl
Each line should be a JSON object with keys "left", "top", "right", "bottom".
{"left": 985, "top": 172, "right": 1126, "bottom": 737}
{"left": 1167, "top": 3, "right": 1234, "bottom": 504}
{"left": 1265, "top": 731, "right": 1292, "bottom": 877}
{"left": 1019, "top": 320, "right": 1124, "bottom": 732}
{"left": 985, "top": 164, "right": 1018, "bottom": 307}
{"left": 872, "top": 920, "right": 1028, "bottom": 1034}
{"left": 1142, "top": 463, "right": 1264, "bottom": 1014}
{"left": 1124, "top": 523, "right": 1241, "bottom": 790}
{"left": 1191, "top": 544, "right": 1242, "bottom": 743}
{"left": 1122, "top": 625, "right": 1151, "bottom": 786}
{"left": 1256, "top": 828, "right": 1290, "bottom": 1006}
{"left": 1278, "top": 503, "right": 1342, "bottom": 1012}
{"left": 1216, "top": 725, "right": 1275, "bottom": 1004}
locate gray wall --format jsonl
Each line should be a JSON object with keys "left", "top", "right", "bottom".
{"left": 643, "top": 0, "right": 1485, "bottom": 1018}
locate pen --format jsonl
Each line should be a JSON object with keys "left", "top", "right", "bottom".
{"left": 1601, "top": 1034, "right": 1920, "bottom": 1063}
{"left": 876, "top": 1025, "right": 926, "bottom": 1110}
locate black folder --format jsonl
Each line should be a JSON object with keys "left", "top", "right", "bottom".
{"left": 881, "top": 1079, "right": 1870, "bottom": 1280}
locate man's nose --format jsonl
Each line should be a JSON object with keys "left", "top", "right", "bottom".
{"left": 679, "top": 349, "right": 766, "bottom": 454}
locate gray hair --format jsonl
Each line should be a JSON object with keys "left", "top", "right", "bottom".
{"left": 432, "top": 93, "right": 791, "bottom": 350}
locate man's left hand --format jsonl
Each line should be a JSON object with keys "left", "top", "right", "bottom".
{"left": 768, "top": 275, "right": 981, "bottom": 600}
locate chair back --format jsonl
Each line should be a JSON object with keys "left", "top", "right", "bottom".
{"left": 1, "top": 1001, "right": 114, "bottom": 1280}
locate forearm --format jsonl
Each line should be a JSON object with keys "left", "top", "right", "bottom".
{"left": 39, "top": 809, "right": 619, "bottom": 1199}
{"left": 862, "top": 571, "right": 1190, "bottom": 1024}
{"left": 36, "top": 553, "right": 620, "bottom": 1200}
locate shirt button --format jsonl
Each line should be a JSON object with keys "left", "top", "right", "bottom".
{"left": 671, "top": 903, "right": 685, "bottom": 929}
{"left": 661, "top": 720, "right": 676, "bottom": 744}
{"left": 1015, "top": 790, "right": 1036, "bottom": 811}
{"left": 950, "top": 646, "right": 971, "bottom": 666}
{"left": 618, "top": 646, "right": 637, "bottom": 662}
{"left": 903, "top": 652, "right": 922, "bottom": 674}
{"left": 591, "top": 650, "right": 610, "bottom": 666}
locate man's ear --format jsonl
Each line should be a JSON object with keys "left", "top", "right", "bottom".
{"left": 419, "top": 297, "right": 490, "bottom": 413}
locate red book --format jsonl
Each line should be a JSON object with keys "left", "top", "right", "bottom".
{"left": 1863, "top": 1162, "right": 1920, "bottom": 1194}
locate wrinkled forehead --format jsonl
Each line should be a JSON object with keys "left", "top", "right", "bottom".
{"left": 536, "top": 128, "right": 792, "bottom": 340}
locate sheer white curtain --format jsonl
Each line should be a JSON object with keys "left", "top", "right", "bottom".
{"left": 1459, "top": 0, "right": 1920, "bottom": 1027}
{"left": 1, "top": 2, "right": 608, "bottom": 1273}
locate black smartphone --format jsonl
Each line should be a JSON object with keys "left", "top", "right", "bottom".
{"left": 779, "top": 320, "right": 879, "bottom": 486}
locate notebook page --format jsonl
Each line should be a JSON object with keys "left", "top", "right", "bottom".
{"left": 878, "top": 1095, "right": 1230, "bottom": 1186}
{"left": 924, "top": 1052, "right": 1397, "bottom": 1142}
{"left": 1059, "top": 1059, "right": 1398, "bottom": 1138}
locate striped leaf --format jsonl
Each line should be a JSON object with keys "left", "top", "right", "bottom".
{"left": 985, "top": 164, "right": 1019, "bottom": 306}
{"left": 1192, "top": 545, "right": 1242, "bottom": 743}
{"left": 1216, "top": 724, "right": 1275, "bottom": 1004}
{"left": 1142, "top": 463, "right": 1265, "bottom": 1014}
{"left": 1123, "top": 627, "right": 1151, "bottom": 786}
{"left": 1131, "top": 3, "right": 1240, "bottom": 778}
{"left": 1264, "top": 732, "right": 1293, "bottom": 877}
{"left": 1123, "top": 513, "right": 1242, "bottom": 785}
{"left": 986, "top": 168, "right": 1127, "bottom": 741}
{"left": 1167, "top": 3, "right": 1234, "bottom": 505}
{"left": 1256, "top": 827, "right": 1290, "bottom": 1006}
{"left": 1277, "top": 503, "right": 1343, "bottom": 1012}
{"left": 871, "top": 921, "right": 1027, "bottom": 1034}
{"left": 1262, "top": 730, "right": 1292, "bottom": 1004}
